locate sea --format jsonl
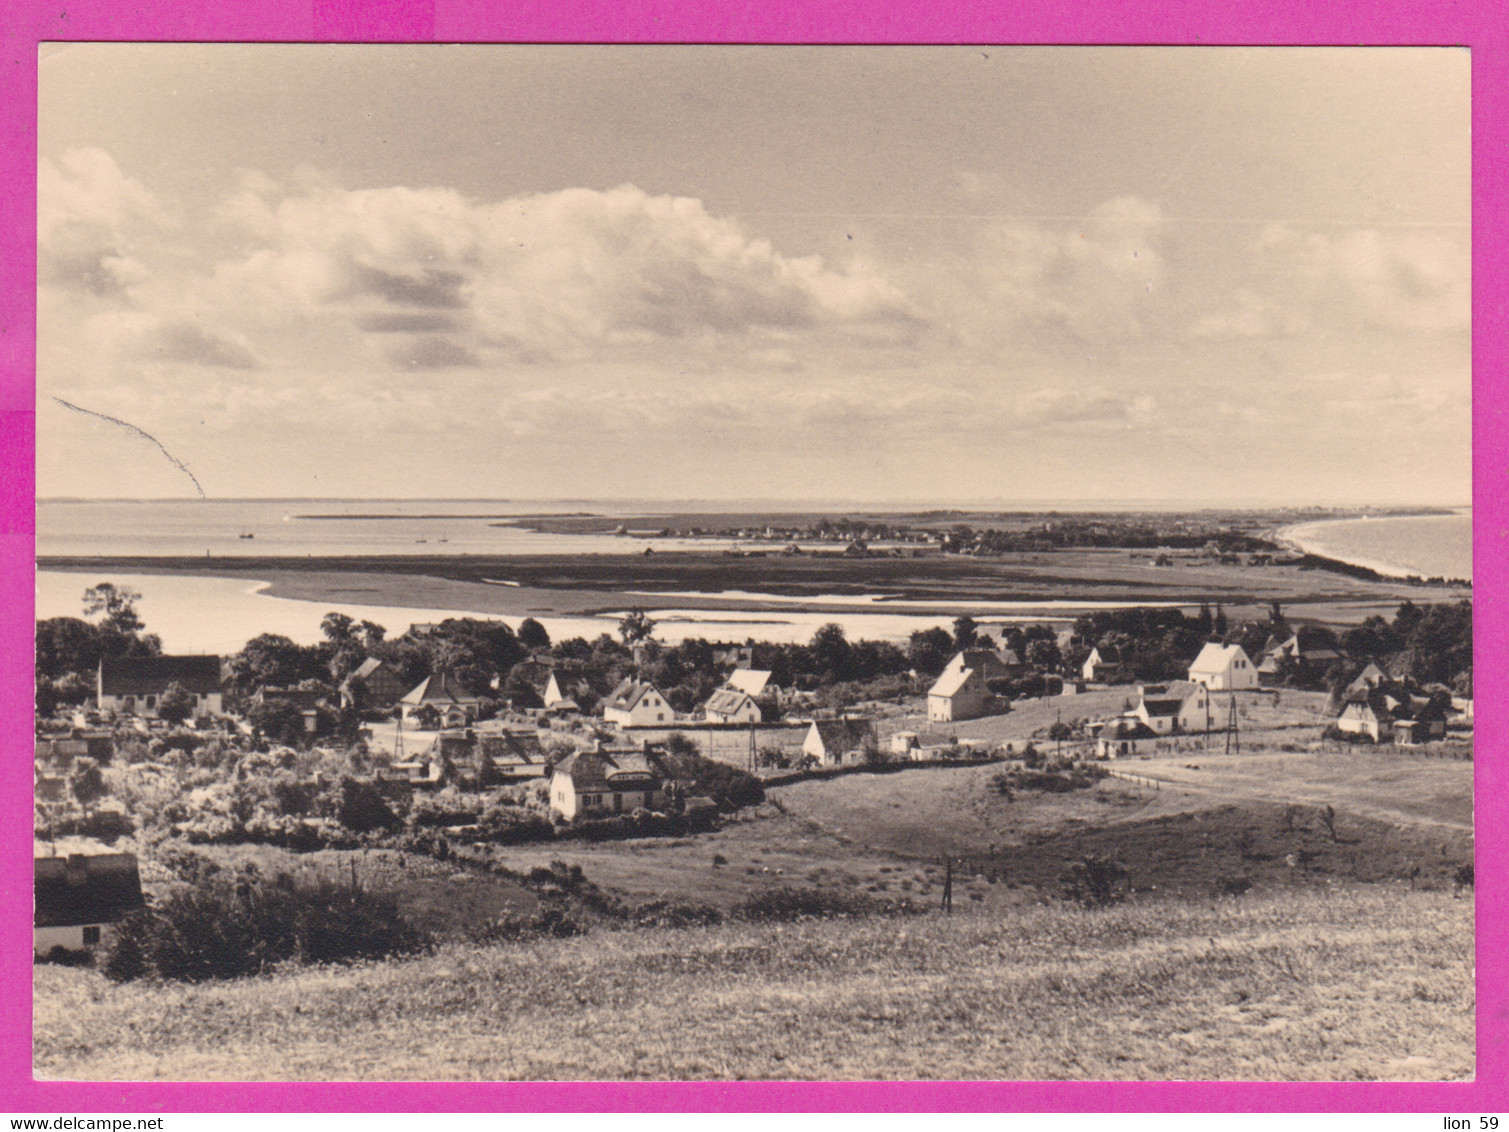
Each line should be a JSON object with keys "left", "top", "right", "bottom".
{"left": 1280, "top": 510, "right": 1473, "bottom": 582}
{"left": 34, "top": 499, "right": 1473, "bottom": 654}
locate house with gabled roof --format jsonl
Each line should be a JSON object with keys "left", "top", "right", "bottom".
{"left": 1082, "top": 645, "right": 1124, "bottom": 683}
{"left": 399, "top": 670, "right": 483, "bottom": 725}
{"left": 97, "top": 655, "right": 223, "bottom": 718}
{"left": 1187, "top": 643, "right": 1257, "bottom": 691}
{"left": 549, "top": 749, "right": 663, "bottom": 820}
{"left": 943, "top": 649, "right": 1018, "bottom": 683}
{"left": 802, "top": 718, "right": 877, "bottom": 766}
{"left": 340, "top": 657, "right": 406, "bottom": 710}
{"left": 927, "top": 665, "right": 993, "bottom": 723}
{"left": 703, "top": 687, "right": 762, "bottom": 725}
{"left": 1346, "top": 662, "right": 1388, "bottom": 696}
{"left": 1134, "top": 679, "right": 1213, "bottom": 734}
{"left": 1095, "top": 719, "right": 1161, "bottom": 758}
{"left": 1335, "top": 687, "right": 1402, "bottom": 742}
{"left": 602, "top": 680, "right": 672, "bottom": 728}
{"left": 34, "top": 840, "right": 144, "bottom": 957}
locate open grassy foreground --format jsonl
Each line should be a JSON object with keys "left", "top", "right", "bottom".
{"left": 36, "top": 886, "right": 1471, "bottom": 1082}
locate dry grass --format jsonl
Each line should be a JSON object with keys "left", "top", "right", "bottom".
{"left": 35, "top": 885, "right": 1471, "bottom": 1082}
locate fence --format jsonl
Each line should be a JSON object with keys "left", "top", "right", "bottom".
{"left": 1103, "top": 768, "right": 1162, "bottom": 791}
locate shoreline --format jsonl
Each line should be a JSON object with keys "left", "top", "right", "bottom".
{"left": 1274, "top": 510, "right": 1473, "bottom": 583}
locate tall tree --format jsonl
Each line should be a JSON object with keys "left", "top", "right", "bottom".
{"left": 618, "top": 609, "right": 657, "bottom": 644}
{"left": 952, "top": 615, "right": 979, "bottom": 651}
{"left": 82, "top": 583, "right": 144, "bottom": 635}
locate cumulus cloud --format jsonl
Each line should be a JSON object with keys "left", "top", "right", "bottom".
{"left": 207, "top": 179, "right": 921, "bottom": 366}
{"left": 1193, "top": 225, "right": 1469, "bottom": 339}
{"left": 38, "top": 148, "right": 168, "bottom": 295}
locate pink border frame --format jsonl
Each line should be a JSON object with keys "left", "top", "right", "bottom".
{"left": 3, "top": 0, "right": 1502, "bottom": 1112}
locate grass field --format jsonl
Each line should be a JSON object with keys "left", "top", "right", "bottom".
{"left": 35, "top": 886, "right": 1472, "bottom": 1081}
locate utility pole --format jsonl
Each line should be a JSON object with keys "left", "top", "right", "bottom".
{"left": 941, "top": 855, "right": 953, "bottom": 915}
{"left": 1225, "top": 692, "right": 1239, "bottom": 754}
{"left": 393, "top": 708, "right": 405, "bottom": 762}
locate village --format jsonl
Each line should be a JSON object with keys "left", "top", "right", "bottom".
{"left": 33, "top": 580, "right": 1473, "bottom": 966}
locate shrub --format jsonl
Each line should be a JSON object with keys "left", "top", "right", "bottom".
{"left": 1061, "top": 855, "right": 1131, "bottom": 908}
{"left": 628, "top": 900, "right": 724, "bottom": 928}
{"left": 102, "top": 868, "right": 430, "bottom": 982}
{"left": 333, "top": 776, "right": 401, "bottom": 833}
{"left": 735, "top": 886, "right": 917, "bottom": 922}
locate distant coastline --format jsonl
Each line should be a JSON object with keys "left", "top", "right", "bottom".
{"left": 1276, "top": 510, "right": 1472, "bottom": 583}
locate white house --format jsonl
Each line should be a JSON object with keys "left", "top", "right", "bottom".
{"left": 927, "top": 666, "right": 993, "bottom": 723}
{"left": 1082, "top": 646, "right": 1124, "bottom": 683}
{"left": 96, "top": 655, "right": 223, "bottom": 718}
{"left": 34, "top": 840, "right": 144, "bottom": 957}
{"left": 1335, "top": 688, "right": 1399, "bottom": 741}
{"left": 1095, "top": 719, "right": 1161, "bottom": 758}
{"left": 1134, "top": 680, "right": 1213, "bottom": 734}
{"left": 703, "top": 687, "right": 762, "bottom": 724}
{"left": 943, "top": 649, "right": 1016, "bottom": 682}
{"left": 549, "top": 750, "right": 663, "bottom": 821}
{"left": 1187, "top": 643, "right": 1257, "bottom": 691}
{"left": 802, "top": 719, "right": 877, "bottom": 766}
{"left": 602, "top": 680, "right": 673, "bottom": 728}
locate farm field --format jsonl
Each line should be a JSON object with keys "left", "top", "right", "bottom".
{"left": 35, "top": 886, "right": 1473, "bottom": 1081}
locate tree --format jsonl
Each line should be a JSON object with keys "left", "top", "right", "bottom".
{"left": 83, "top": 583, "right": 144, "bottom": 635}
{"left": 952, "top": 616, "right": 979, "bottom": 652}
{"left": 320, "top": 612, "right": 357, "bottom": 645}
{"left": 618, "top": 609, "right": 657, "bottom": 644}
{"left": 1214, "top": 604, "right": 1229, "bottom": 637}
{"left": 156, "top": 681, "right": 197, "bottom": 726}
{"left": 1026, "top": 639, "right": 1062, "bottom": 673}
{"left": 907, "top": 627, "right": 954, "bottom": 676}
{"left": 810, "top": 623, "right": 852, "bottom": 682}
{"left": 518, "top": 618, "right": 551, "bottom": 650}
{"left": 357, "top": 620, "right": 387, "bottom": 649}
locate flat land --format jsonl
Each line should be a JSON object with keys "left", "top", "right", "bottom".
{"left": 37, "top": 547, "right": 1468, "bottom": 625}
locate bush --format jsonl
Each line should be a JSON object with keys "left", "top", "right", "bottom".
{"left": 628, "top": 900, "right": 724, "bottom": 928}
{"left": 333, "top": 776, "right": 401, "bottom": 833}
{"left": 1061, "top": 855, "right": 1131, "bottom": 908}
{"left": 735, "top": 886, "right": 917, "bottom": 922}
{"left": 102, "top": 867, "right": 430, "bottom": 982}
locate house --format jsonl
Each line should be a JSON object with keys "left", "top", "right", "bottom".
{"left": 430, "top": 727, "right": 546, "bottom": 786}
{"left": 1346, "top": 662, "right": 1388, "bottom": 696}
{"left": 1335, "top": 688, "right": 1400, "bottom": 742}
{"left": 1095, "top": 719, "right": 1161, "bottom": 758}
{"left": 802, "top": 719, "right": 878, "bottom": 766}
{"left": 944, "top": 649, "right": 1018, "bottom": 683}
{"left": 1134, "top": 680, "right": 1213, "bottom": 734}
{"left": 703, "top": 687, "right": 762, "bottom": 725}
{"left": 602, "top": 680, "right": 673, "bottom": 728}
{"left": 549, "top": 750, "right": 663, "bottom": 820}
{"left": 34, "top": 840, "right": 145, "bottom": 957}
{"left": 724, "top": 668, "right": 773, "bottom": 698}
{"left": 96, "top": 655, "right": 223, "bottom": 718}
{"left": 1082, "top": 646, "right": 1124, "bottom": 683}
{"left": 891, "top": 730, "right": 957, "bottom": 761}
{"left": 399, "top": 671, "right": 483, "bottom": 726}
{"left": 1187, "top": 643, "right": 1257, "bottom": 691}
{"left": 1392, "top": 697, "right": 1449, "bottom": 745}
{"left": 714, "top": 645, "right": 756, "bottom": 670}
{"left": 35, "top": 730, "right": 113, "bottom": 765}
{"left": 340, "top": 657, "right": 407, "bottom": 709}
{"left": 1259, "top": 627, "right": 1345, "bottom": 686}
{"left": 927, "top": 665, "right": 993, "bottom": 723}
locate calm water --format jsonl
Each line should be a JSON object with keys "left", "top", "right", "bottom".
{"left": 1281, "top": 511, "right": 1472, "bottom": 581}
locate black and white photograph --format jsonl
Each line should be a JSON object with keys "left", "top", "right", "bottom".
{"left": 32, "top": 45, "right": 1473, "bottom": 1081}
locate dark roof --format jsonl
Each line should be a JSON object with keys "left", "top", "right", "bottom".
{"left": 401, "top": 671, "right": 481, "bottom": 706}
{"left": 479, "top": 731, "right": 545, "bottom": 765}
{"left": 34, "top": 852, "right": 144, "bottom": 928}
{"left": 1140, "top": 698, "right": 1183, "bottom": 718}
{"left": 553, "top": 751, "right": 660, "bottom": 791}
{"left": 809, "top": 719, "right": 876, "bottom": 751}
{"left": 606, "top": 680, "right": 662, "bottom": 712}
{"left": 705, "top": 688, "right": 756, "bottom": 715}
{"left": 1090, "top": 645, "right": 1122, "bottom": 664}
{"left": 1101, "top": 720, "right": 1160, "bottom": 741}
{"left": 98, "top": 655, "right": 222, "bottom": 696}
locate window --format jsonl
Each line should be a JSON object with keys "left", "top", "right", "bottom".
{"left": 82, "top": 925, "right": 101, "bottom": 946}
{"left": 145, "top": 696, "right": 156, "bottom": 709}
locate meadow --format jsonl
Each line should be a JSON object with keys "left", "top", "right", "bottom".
{"left": 35, "top": 885, "right": 1472, "bottom": 1081}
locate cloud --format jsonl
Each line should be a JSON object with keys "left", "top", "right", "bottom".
{"left": 387, "top": 336, "right": 479, "bottom": 370}
{"left": 38, "top": 148, "right": 168, "bottom": 295}
{"left": 1193, "top": 225, "right": 1469, "bottom": 339}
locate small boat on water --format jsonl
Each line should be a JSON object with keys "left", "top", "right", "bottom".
{"left": 238, "top": 531, "right": 255, "bottom": 539}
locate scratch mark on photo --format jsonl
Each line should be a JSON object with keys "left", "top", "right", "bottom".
{"left": 52, "top": 397, "right": 206, "bottom": 498}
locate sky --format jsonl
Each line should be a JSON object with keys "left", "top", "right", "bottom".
{"left": 36, "top": 45, "right": 1471, "bottom": 505}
